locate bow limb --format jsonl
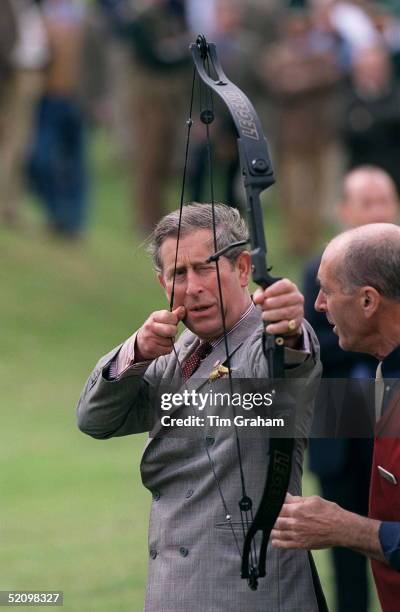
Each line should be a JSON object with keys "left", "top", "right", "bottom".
{"left": 190, "top": 35, "right": 294, "bottom": 589}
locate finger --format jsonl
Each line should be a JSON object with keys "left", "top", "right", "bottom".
{"left": 262, "top": 293, "right": 303, "bottom": 310}
{"left": 152, "top": 310, "right": 181, "bottom": 325}
{"left": 264, "top": 279, "right": 297, "bottom": 297}
{"left": 273, "top": 517, "right": 297, "bottom": 530}
{"left": 271, "top": 536, "right": 300, "bottom": 549}
{"left": 265, "top": 320, "right": 302, "bottom": 335}
{"left": 252, "top": 288, "right": 264, "bottom": 305}
{"left": 270, "top": 527, "right": 299, "bottom": 544}
{"left": 152, "top": 343, "right": 174, "bottom": 356}
{"left": 261, "top": 306, "right": 302, "bottom": 323}
{"left": 172, "top": 305, "right": 186, "bottom": 321}
{"left": 151, "top": 321, "right": 178, "bottom": 339}
{"left": 285, "top": 493, "right": 301, "bottom": 503}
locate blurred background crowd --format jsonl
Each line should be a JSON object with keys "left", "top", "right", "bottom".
{"left": 1, "top": 0, "right": 399, "bottom": 247}
{"left": 1, "top": 1, "right": 400, "bottom": 611}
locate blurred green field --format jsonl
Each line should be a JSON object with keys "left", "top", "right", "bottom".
{"left": 0, "top": 130, "right": 379, "bottom": 611}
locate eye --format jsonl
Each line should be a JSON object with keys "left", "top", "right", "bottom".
{"left": 198, "top": 265, "right": 214, "bottom": 274}
{"left": 174, "top": 267, "right": 186, "bottom": 276}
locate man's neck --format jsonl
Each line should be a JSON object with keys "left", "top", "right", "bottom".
{"left": 372, "top": 326, "right": 400, "bottom": 361}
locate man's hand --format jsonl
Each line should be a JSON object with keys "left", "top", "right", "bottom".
{"left": 135, "top": 306, "right": 186, "bottom": 360}
{"left": 271, "top": 493, "right": 341, "bottom": 550}
{"left": 253, "top": 279, "right": 304, "bottom": 345}
{"left": 271, "top": 493, "right": 385, "bottom": 563}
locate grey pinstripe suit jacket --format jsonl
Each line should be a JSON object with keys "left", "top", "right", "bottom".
{"left": 77, "top": 308, "right": 322, "bottom": 611}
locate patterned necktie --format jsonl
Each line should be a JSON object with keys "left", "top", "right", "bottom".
{"left": 182, "top": 342, "right": 212, "bottom": 381}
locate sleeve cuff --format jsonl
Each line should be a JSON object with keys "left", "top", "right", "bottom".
{"left": 105, "top": 333, "right": 152, "bottom": 380}
{"left": 379, "top": 521, "right": 400, "bottom": 571}
{"left": 284, "top": 323, "right": 311, "bottom": 366}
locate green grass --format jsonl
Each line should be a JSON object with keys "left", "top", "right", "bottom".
{"left": 0, "top": 129, "right": 379, "bottom": 611}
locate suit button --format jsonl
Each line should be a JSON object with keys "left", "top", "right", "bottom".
{"left": 179, "top": 547, "right": 189, "bottom": 557}
{"left": 153, "top": 490, "right": 161, "bottom": 501}
{"left": 185, "top": 489, "right": 194, "bottom": 498}
{"left": 150, "top": 549, "right": 157, "bottom": 559}
{"left": 205, "top": 436, "right": 215, "bottom": 446}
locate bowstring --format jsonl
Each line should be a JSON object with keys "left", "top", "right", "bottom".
{"left": 168, "top": 66, "right": 243, "bottom": 559}
{"left": 203, "top": 54, "right": 258, "bottom": 574}
{"left": 169, "top": 67, "right": 196, "bottom": 375}
{"left": 168, "top": 56, "right": 258, "bottom": 573}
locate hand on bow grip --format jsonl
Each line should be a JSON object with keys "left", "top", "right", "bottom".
{"left": 253, "top": 279, "right": 304, "bottom": 338}
{"left": 135, "top": 306, "right": 186, "bottom": 360}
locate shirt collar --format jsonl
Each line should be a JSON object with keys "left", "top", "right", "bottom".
{"left": 380, "top": 345, "right": 400, "bottom": 378}
{"left": 209, "top": 302, "right": 255, "bottom": 349}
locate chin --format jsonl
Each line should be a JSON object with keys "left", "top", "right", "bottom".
{"left": 338, "top": 336, "right": 357, "bottom": 352}
{"left": 185, "top": 319, "right": 219, "bottom": 340}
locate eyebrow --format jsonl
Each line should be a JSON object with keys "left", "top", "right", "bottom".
{"left": 165, "top": 258, "right": 212, "bottom": 278}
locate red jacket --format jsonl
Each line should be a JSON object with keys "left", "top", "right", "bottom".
{"left": 369, "top": 394, "right": 400, "bottom": 611}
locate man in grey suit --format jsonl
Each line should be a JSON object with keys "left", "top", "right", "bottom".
{"left": 77, "top": 203, "right": 322, "bottom": 611}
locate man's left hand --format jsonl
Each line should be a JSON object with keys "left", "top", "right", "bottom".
{"left": 253, "top": 279, "right": 304, "bottom": 345}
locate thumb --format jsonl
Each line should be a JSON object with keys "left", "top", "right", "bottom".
{"left": 172, "top": 305, "right": 186, "bottom": 321}
{"left": 285, "top": 493, "right": 301, "bottom": 504}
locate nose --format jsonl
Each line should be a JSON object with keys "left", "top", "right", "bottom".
{"left": 314, "top": 289, "right": 326, "bottom": 313}
{"left": 185, "top": 269, "right": 203, "bottom": 296}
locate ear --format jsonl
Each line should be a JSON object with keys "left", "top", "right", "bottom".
{"left": 157, "top": 272, "right": 166, "bottom": 291}
{"left": 236, "top": 251, "right": 251, "bottom": 286}
{"left": 360, "top": 286, "right": 380, "bottom": 318}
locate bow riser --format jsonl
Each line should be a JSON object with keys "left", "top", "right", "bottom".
{"left": 190, "top": 42, "right": 275, "bottom": 186}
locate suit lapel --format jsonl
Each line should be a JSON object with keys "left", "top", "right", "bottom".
{"left": 190, "top": 305, "right": 262, "bottom": 390}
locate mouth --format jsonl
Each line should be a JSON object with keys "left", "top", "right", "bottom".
{"left": 326, "top": 315, "right": 337, "bottom": 334}
{"left": 187, "top": 304, "right": 216, "bottom": 316}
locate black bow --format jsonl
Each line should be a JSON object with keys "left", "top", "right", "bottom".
{"left": 189, "top": 35, "right": 295, "bottom": 590}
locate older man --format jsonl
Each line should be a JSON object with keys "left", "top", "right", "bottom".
{"left": 272, "top": 223, "right": 400, "bottom": 612}
{"left": 77, "top": 203, "right": 323, "bottom": 611}
{"left": 303, "top": 165, "right": 399, "bottom": 612}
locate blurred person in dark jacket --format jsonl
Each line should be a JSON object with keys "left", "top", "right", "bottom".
{"left": 303, "top": 165, "right": 399, "bottom": 612}
{"left": 28, "top": 0, "right": 88, "bottom": 239}
{"left": 343, "top": 43, "right": 400, "bottom": 193}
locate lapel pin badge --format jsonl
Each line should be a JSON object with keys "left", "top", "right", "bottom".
{"left": 209, "top": 364, "right": 230, "bottom": 382}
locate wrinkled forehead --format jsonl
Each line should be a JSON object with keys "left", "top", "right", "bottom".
{"left": 319, "top": 240, "right": 345, "bottom": 281}
{"left": 160, "top": 229, "right": 215, "bottom": 269}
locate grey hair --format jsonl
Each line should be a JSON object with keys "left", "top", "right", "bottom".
{"left": 336, "top": 229, "right": 400, "bottom": 301}
{"left": 148, "top": 202, "right": 249, "bottom": 272}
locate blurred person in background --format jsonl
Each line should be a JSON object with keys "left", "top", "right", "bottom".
{"left": 343, "top": 42, "right": 400, "bottom": 193}
{"left": 0, "top": 1, "right": 17, "bottom": 102}
{"left": 0, "top": 0, "right": 49, "bottom": 227}
{"left": 303, "top": 165, "right": 399, "bottom": 612}
{"left": 187, "top": 0, "right": 269, "bottom": 209}
{"left": 28, "top": 0, "right": 88, "bottom": 240}
{"left": 0, "top": 1, "right": 18, "bottom": 219}
{"left": 116, "top": 0, "right": 192, "bottom": 235}
{"left": 367, "top": 0, "right": 400, "bottom": 79}
{"left": 259, "top": 5, "right": 344, "bottom": 255}
{"left": 319, "top": 0, "right": 379, "bottom": 69}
